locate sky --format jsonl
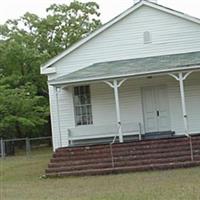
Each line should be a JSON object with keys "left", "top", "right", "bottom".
{"left": 0, "top": 0, "right": 200, "bottom": 24}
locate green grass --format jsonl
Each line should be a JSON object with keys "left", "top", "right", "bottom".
{"left": 1, "top": 149, "right": 200, "bottom": 200}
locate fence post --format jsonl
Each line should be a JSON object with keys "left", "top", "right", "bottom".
{"left": 26, "top": 137, "right": 31, "bottom": 157}
{"left": 1, "top": 138, "right": 5, "bottom": 159}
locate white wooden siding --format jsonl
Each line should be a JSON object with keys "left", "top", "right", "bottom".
{"left": 56, "top": 87, "right": 75, "bottom": 147}
{"left": 50, "top": 72, "right": 200, "bottom": 149}
{"left": 50, "top": 5, "right": 200, "bottom": 79}
{"left": 48, "top": 86, "right": 61, "bottom": 150}
{"left": 48, "top": 86, "right": 75, "bottom": 150}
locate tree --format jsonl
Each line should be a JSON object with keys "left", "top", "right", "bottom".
{"left": 38, "top": 1, "right": 101, "bottom": 57}
{"left": 0, "top": 1, "right": 101, "bottom": 138}
{"left": 0, "top": 76, "right": 49, "bottom": 138}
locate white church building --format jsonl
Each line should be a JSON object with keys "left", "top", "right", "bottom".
{"left": 41, "top": 0, "right": 200, "bottom": 151}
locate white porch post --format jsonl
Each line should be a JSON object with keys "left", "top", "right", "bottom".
{"left": 169, "top": 71, "right": 193, "bottom": 135}
{"left": 169, "top": 71, "right": 194, "bottom": 161}
{"left": 104, "top": 79, "right": 127, "bottom": 143}
{"left": 179, "top": 73, "right": 188, "bottom": 134}
{"left": 113, "top": 80, "right": 123, "bottom": 143}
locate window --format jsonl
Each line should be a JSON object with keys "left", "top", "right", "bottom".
{"left": 74, "top": 85, "right": 93, "bottom": 126}
{"left": 143, "top": 31, "right": 152, "bottom": 44}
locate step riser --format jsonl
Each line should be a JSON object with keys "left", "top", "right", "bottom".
{"left": 46, "top": 161, "right": 200, "bottom": 177}
{"left": 47, "top": 156, "right": 198, "bottom": 173}
{"left": 53, "top": 144, "right": 200, "bottom": 158}
{"left": 56, "top": 139, "right": 195, "bottom": 153}
{"left": 54, "top": 141, "right": 200, "bottom": 157}
{"left": 56, "top": 136, "right": 200, "bottom": 153}
{"left": 50, "top": 149, "right": 200, "bottom": 166}
{"left": 49, "top": 152, "right": 197, "bottom": 168}
{"left": 51, "top": 145, "right": 200, "bottom": 162}
{"left": 48, "top": 153, "right": 200, "bottom": 171}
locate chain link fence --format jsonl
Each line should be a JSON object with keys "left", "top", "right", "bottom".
{"left": 0, "top": 136, "right": 52, "bottom": 159}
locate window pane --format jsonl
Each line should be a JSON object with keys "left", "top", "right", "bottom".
{"left": 74, "top": 96, "right": 81, "bottom": 105}
{"left": 86, "top": 94, "right": 91, "bottom": 104}
{"left": 85, "top": 86, "right": 90, "bottom": 94}
{"left": 80, "top": 95, "right": 86, "bottom": 104}
{"left": 81, "top": 106, "right": 87, "bottom": 115}
{"left": 74, "top": 87, "right": 79, "bottom": 95}
{"left": 88, "top": 116, "right": 93, "bottom": 124}
{"left": 76, "top": 116, "right": 82, "bottom": 126}
{"left": 75, "top": 107, "right": 81, "bottom": 115}
{"left": 87, "top": 105, "right": 91, "bottom": 114}
{"left": 80, "top": 86, "right": 84, "bottom": 94}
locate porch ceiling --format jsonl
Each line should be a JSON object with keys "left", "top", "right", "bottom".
{"left": 49, "top": 51, "right": 200, "bottom": 85}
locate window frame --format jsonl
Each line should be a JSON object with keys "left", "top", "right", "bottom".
{"left": 73, "top": 85, "right": 93, "bottom": 126}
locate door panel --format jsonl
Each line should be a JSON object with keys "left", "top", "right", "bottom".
{"left": 142, "top": 87, "right": 158, "bottom": 132}
{"left": 142, "top": 86, "right": 170, "bottom": 133}
{"left": 155, "top": 86, "right": 170, "bottom": 131}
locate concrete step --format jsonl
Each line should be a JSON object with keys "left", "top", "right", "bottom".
{"left": 47, "top": 155, "right": 196, "bottom": 173}
{"left": 50, "top": 147, "right": 198, "bottom": 165}
{"left": 56, "top": 137, "right": 189, "bottom": 152}
{"left": 57, "top": 135, "right": 200, "bottom": 152}
{"left": 54, "top": 139, "right": 200, "bottom": 157}
{"left": 46, "top": 160, "right": 200, "bottom": 177}
{"left": 47, "top": 154, "right": 200, "bottom": 173}
{"left": 53, "top": 142, "right": 200, "bottom": 158}
{"left": 45, "top": 135, "right": 200, "bottom": 177}
{"left": 49, "top": 150, "right": 194, "bottom": 168}
{"left": 51, "top": 144, "right": 200, "bottom": 163}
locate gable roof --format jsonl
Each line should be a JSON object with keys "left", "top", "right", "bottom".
{"left": 42, "top": 0, "right": 200, "bottom": 70}
{"left": 49, "top": 51, "right": 200, "bottom": 85}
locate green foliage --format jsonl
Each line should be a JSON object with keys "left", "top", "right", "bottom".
{"left": 0, "top": 1, "right": 101, "bottom": 138}
{"left": 0, "top": 76, "right": 49, "bottom": 138}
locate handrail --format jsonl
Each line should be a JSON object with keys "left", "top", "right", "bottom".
{"left": 109, "top": 125, "right": 121, "bottom": 168}
{"left": 184, "top": 133, "right": 194, "bottom": 161}
{"left": 109, "top": 123, "right": 142, "bottom": 168}
{"left": 111, "top": 127, "right": 120, "bottom": 145}
{"left": 138, "top": 122, "right": 142, "bottom": 141}
{"left": 188, "top": 135, "right": 194, "bottom": 161}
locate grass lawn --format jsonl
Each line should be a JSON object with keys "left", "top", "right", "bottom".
{"left": 1, "top": 148, "right": 200, "bottom": 200}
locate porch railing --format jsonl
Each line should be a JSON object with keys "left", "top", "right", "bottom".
{"left": 185, "top": 134, "right": 194, "bottom": 161}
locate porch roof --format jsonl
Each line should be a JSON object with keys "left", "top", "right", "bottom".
{"left": 49, "top": 51, "right": 200, "bottom": 85}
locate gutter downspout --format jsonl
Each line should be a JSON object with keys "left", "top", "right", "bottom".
{"left": 55, "top": 87, "right": 62, "bottom": 148}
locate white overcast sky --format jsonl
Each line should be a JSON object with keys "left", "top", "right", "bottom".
{"left": 0, "top": 0, "right": 200, "bottom": 24}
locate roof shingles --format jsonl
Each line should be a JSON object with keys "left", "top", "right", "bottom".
{"left": 50, "top": 51, "right": 200, "bottom": 85}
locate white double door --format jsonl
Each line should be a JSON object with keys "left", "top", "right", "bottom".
{"left": 142, "top": 85, "right": 170, "bottom": 133}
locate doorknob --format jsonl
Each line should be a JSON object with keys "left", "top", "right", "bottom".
{"left": 156, "top": 110, "right": 160, "bottom": 117}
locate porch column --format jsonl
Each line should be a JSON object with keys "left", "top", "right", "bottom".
{"left": 169, "top": 71, "right": 193, "bottom": 135}
{"left": 104, "top": 79, "right": 127, "bottom": 143}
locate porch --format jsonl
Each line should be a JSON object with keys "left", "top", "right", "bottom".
{"left": 53, "top": 71, "right": 200, "bottom": 147}
{"left": 49, "top": 51, "right": 200, "bottom": 148}
{"left": 46, "top": 51, "right": 200, "bottom": 176}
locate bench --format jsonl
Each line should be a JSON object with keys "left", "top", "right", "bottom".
{"left": 67, "top": 122, "right": 142, "bottom": 146}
